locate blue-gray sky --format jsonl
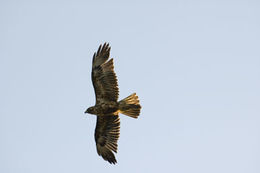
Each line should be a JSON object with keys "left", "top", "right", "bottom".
{"left": 1, "top": 0, "right": 259, "bottom": 172}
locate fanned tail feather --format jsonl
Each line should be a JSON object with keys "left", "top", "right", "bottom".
{"left": 119, "top": 93, "right": 141, "bottom": 118}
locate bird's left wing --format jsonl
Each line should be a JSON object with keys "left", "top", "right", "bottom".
{"left": 94, "top": 115, "right": 120, "bottom": 164}
{"left": 91, "top": 43, "right": 119, "bottom": 104}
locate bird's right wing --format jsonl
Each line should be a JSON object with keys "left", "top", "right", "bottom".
{"left": 94, "top": 115, "right": 120, "bottom": 164}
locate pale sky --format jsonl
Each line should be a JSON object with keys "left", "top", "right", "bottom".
{"left": 1, "top": 1, "right": 259, "bottom": 173}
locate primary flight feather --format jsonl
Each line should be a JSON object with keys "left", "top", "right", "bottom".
{"left": 85, "top": 43, "right": 141, "bottom": 164}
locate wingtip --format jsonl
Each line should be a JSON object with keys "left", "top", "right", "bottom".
{"left": 108, "top": 158, "right": 117, "bottom": 164}
{"left": 104, "top": 42, "right": 109, "bottom": 46}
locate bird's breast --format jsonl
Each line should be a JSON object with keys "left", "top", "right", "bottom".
{"left": 95, "top": 102, "right": 119, "bottom": 116}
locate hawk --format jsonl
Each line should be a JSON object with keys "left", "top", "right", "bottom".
{"left": 85, "top": 43, "right": 141, "bottom": 164}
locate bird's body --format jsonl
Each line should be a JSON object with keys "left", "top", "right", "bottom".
{"left": 85, "top": 43, "right": 141, "bottom": 164}
{"left": 87, "top": 101, "right": 118, "bottom": 116}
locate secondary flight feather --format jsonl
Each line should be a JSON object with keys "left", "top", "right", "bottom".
{"left": 85, "top": 43, "right": 141, "bottom": 164}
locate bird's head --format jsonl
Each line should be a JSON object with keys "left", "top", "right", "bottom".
{"left": 85, "top": 106, "right": 95, "bottom": 114}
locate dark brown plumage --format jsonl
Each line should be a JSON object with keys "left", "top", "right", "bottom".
{"left": 85, "top": 43, "right": 141, "bottom": 164}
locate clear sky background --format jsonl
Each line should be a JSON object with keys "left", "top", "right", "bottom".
{"left": 1, "top": 0, "right": 259, "bottom": 173}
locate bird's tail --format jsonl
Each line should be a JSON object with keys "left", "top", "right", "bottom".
{"left": 118, "top": 93, "right": 141, "bottom": 118}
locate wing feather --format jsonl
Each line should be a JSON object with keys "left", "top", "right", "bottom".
{"left": 95, "top": 115, "right": 120, "bottom": 164}
{"left": 91, "top": 43, "right": 119, "bottom": 104}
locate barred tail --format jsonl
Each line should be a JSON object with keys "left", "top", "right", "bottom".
{"left": 118, "top": 93, "right": 141, "bottom": 118}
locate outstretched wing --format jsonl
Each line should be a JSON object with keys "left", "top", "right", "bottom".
{"left": 95, "top": 115, "right": 120, "bottom": 164}
{"left": 91, "top": 43, "right": 119, "bottom": 104}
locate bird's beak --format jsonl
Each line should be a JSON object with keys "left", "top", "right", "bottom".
{"left": 84, "top": 109, "right": 88, "bottom": 114}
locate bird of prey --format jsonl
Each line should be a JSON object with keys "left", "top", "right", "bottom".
{"left": 85, "top": 43, "right": 141, "bottom": 164}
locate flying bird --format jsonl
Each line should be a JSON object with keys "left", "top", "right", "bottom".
{"left": 85, "top": 43, "right": 141, "bottom": 164}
